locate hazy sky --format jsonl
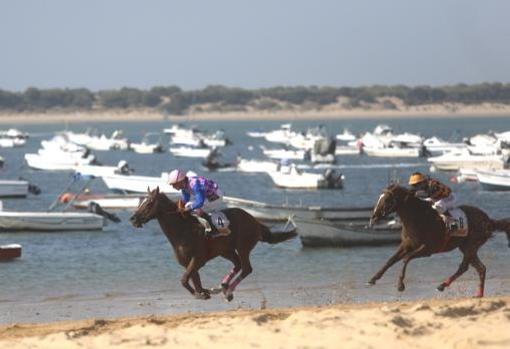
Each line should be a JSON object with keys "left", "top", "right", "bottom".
{"left": 1, "top": 0, "right": 509, "bottom": 91}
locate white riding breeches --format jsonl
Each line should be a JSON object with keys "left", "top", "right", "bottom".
{"left": 433, "top": 193, "right": 456, "bottom": 214}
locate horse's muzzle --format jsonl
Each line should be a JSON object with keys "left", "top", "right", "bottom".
{"left": 129, "top": 214, "right": 143, "bottom": 228}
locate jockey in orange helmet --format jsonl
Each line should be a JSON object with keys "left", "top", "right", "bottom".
{"left": 408, "top": 172, "right": 458, "bottom": 232}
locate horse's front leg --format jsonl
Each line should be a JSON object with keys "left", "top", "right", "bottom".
{"left": 368, "top": 244, "right": 406, "bottom": 285}
{"left": 180, "top": 257, "right": 201, "bottom": 297}
{"left": 397, "top": 244, "right": 426, "bottom": 292}
{"left": 190, "top": 271, "right": 211, "bottom": 300}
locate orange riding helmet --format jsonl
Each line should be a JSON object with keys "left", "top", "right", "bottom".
{"left": 408, "top": 172, "right": 427, "bottom": 185}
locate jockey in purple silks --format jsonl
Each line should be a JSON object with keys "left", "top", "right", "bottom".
{"left": 167, "top": 169, "right": 230, "bottom": 236}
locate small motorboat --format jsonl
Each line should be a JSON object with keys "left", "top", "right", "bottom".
{"left": 0, "top": 244, "right": 22, "bottom": 261}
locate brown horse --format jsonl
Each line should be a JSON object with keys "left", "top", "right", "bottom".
{"left": 129, "top": 187, "right": 297, "bottom": 301}
{"left": 368, "top": 184, "right": 510, "bottom": 297}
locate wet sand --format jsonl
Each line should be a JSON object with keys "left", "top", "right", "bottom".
{"left": 0, "top": 296, "right": 509, "bottom": 348}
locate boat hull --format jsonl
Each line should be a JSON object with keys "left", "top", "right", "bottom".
{"left": 0, "top": 212, "right": 104, "bottom": 231}
{"left": 0, "top": 244, "right": 22, "bottom": 260}
{"left": 223, "top": 196, "right": 372, "bottom": 222}
{"left": 295, "top": 218, "right": 401, "bottom": 247}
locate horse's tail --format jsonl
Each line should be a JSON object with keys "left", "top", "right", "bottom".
{"left": 259, "top": 224, "right": 297, "bottom": 244}
{"left": 490, "top": 218, "right": 510, "bottom": 248}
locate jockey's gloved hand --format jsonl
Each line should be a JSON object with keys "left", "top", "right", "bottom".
{"left": 184, "top": 202, "right": 193, "bottom": 211}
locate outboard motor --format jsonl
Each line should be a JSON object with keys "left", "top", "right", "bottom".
{"left": 323, "top": 169, "right": 344, "bottom": 189}
{"left": 18, "top": 176, "right": 41, "bottom": 195}
{"left": 88, "top": 202, "right": 121, "bottom": 223}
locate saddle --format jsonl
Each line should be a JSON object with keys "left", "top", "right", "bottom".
{"left": 195, "top": 211, "right": 231, "bottom": 238}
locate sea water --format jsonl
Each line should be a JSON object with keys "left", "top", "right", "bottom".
{"left": 0, "top": 116, "right": 509, "bottom": 323}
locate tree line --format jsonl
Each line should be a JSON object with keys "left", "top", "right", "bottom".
{"left": 1, "top": 83, "right": 510, "bottom": 115}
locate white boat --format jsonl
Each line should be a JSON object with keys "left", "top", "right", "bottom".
{"left": 41, "top": 135, "right": 87, "bottom": 153}
{"left": 0, "top": 180, "right": 29, "bottom": 197}
{"left": 130, "top": 142, "right": 163, "bottom": 154}
{"left": 202, "top": 130, "right": 229, "bottom": 147}
{"left": 223, "top": 196, "right": 373, "bottom": 222}
{"left": 37, "top": 148, "right": 95, "bottom": 162}
{"left": 334, "top": 146, "right": 360, "bottom": 155}
{"left": 0, "top": 211, "right": 104, "bottom": 231}
{"left": 60, "top": 193, "right": 145, "bottom": 210}
{"left": 101, "top": 173, "right": 179, "bottom": 194}
{"left": 264, "top": 123, "right": 297, "bottom": 144}
{"left": 428, "top": 149, "right": 508, "bottom": 171}
{"left": 0, "top": 128, "right": 29, "bottom": 139}
{"left": 475, "top": 169, "right": 510, "bottom": 191}
{"left": 296, "top": 218, "right": 401, "bottom": 247}
{"left": 64, "top": 130, "right": 129, "bottom": 151}
{"left": 335, "top": 129, "right": 356, "bottom": 142}
{"left": 169, "top": 128, "right": 204, "bottom": 147}
{"left": 267, "top": 165, "right": 343, "bottom": 189}
{"left": 362, "top": 146, "right": 421, "bottom": 158}
{"left": 454, "top": 168, "right": 479, "bottom": 183}
{"left": 236, "top": 159, "right": 278, "bottom": 173}
{"left": 169, "top": 146, "right": 212, "bottom": 158}
{"left": 423, "top": 137, "right": 466, "bottom": 156}
{"left": 246, "top": 130, "right": 267, "bottom": 138}
{"left": 163, "top": 124, "right": 190, "bottom": 135}
{"left": 262, "top": 147, "right": 305, "bottom": 160}
{"left": 0, "top": 137, "right": 26, "bottom": 148}
{"left": 74, "top": 161, "right": 130, "bottom": 177}
{"left": 25, "top": 153, "right": 96, "bottom": 171}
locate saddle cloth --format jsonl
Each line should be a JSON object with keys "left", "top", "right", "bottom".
{"left": 446, "top": 208, "right": 468, "bottom": 237}
{"left": 210, "top": 211, "right": 230, "bottom": 231}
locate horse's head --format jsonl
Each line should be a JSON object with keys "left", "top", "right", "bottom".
{"left": 130, "top": 186, "right": 166, "bottom": 228}
{"left": 369, "top": 184, "right": 407, "bottom": 226}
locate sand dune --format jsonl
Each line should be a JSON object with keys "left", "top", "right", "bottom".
{"left": 1, "top": 296, "right": 509, "bottom": 348}
{"left": 0, "top": 102, "right": 510, "bottom": 125}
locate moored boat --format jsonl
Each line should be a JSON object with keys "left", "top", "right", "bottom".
{"left": 0, "top": 180, "right": 29, "bottom": 197}
{"left": 0, "top": 244, "right": 22, "bottom": 260}
{"left": 0, "top": 211, "right": 105, "bottom": 231}
{"left": 223, "top": 196, "right": 372, "bottom": 222}
{"left": 475, "top": 169, "right": 510, "bottom": 191}
{"left": 295, "top": 218, "right": 401, "bottom": 247}
{"left": 101, "top": 173, "right": 179, "bottom": 194}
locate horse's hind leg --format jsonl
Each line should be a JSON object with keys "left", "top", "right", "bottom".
{"left": 437, "top": 252, "right": 470, "bottom": 292}
{"left": 397, "top": 244, "right": 426, "bottom": 292}
{"left": 470, "top": 254, "right": 486, "bottom": 298}
{"left": 221, "top": 253, "right": 241, "bottom": 288}
{"left": 224, "top": 251, "right": 253, "bottom": 302}
{"left": 368, "top": 244, "right": 406, "bottom": 286}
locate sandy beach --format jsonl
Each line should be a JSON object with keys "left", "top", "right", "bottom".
{"left": 0, "top": 296, "right": 508, "bottom": 348}
{"left": 0, "top": 102, "right": 510, "bottom": 124}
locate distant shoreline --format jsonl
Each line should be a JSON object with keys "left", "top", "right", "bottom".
{"left": 0, "top": 104, "right": 510, "bottom": 125}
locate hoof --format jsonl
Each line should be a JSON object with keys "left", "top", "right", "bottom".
{"left": 194, "top": 291, "right": 211, "bottom": 300}
{"left": 437, "top": 284, "right": 446, "bottom": 292}
{"left": 397, "top": 284, "right": 405, "bottom": 292}
{"left": 224, "top": 293, "right": 234, "bottom": 302}
{"left": 209, "top": 287, "right": 223, "bottom": 295}
{"left": 367, "top": 280, "right": 376, "bottom": 286}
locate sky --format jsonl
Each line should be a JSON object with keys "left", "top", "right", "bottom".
{"left": 1, "top": 0, "right": 509, "bottom": 91}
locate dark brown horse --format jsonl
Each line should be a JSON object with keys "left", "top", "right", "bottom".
{"left": 368, "top": 184, "right": 510, "bottom": 297}
{"left": 129, "top": 187, "right": 297, "bottom": 301}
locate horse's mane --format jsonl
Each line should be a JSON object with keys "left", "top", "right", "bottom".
{"left": 155, "top": 192, "right": 177, "bottom": 210}
{"left": 388, "top": 184, "right": 438, "bottom": 217}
